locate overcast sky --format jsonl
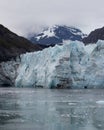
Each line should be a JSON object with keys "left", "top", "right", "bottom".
{"left": 0, "top": 0, "right": 104, "bottom": 36}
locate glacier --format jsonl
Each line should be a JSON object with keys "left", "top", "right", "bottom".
{"left": 15, "top": 40, "right": 104, "bottom": 88}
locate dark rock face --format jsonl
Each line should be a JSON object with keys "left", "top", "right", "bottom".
{"left": 83, "top": 26, "right": 104, "bottom": 44}
{"left": 0, "top": 59, "right": 20, "bottom": 86}
{"left": 0, "top": 24, "right": 41, "bottom": 62}
{"left": 28, "top": 25, "right": 86, "bottom": 47}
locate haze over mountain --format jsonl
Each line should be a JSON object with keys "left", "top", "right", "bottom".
{"left": 0, "top": 0, "right": 104, "bottom": 36}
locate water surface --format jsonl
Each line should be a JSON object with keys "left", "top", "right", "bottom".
{"left": 0, "top": 88, "right": 104, "bottom": 130}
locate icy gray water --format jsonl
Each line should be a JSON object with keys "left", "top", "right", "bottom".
{"left": 0, "top": 88, "right": 104, "bottom": 130}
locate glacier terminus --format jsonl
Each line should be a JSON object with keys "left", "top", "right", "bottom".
{"left": 15, "top": 40, "right": 104, "bottom": 88}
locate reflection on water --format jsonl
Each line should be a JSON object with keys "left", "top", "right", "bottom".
{"left": 0, "top": 88, "right": 104, "bottom": 130}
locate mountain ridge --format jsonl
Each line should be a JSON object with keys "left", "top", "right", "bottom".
{"left": 0, "top": 24, "right": 41, "bottom": 62}
{"left": 83, "top": 26, "right": 104, "bottom": 44}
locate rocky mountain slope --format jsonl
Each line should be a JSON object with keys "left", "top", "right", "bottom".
{"left": 83, "top": 26, "right": 104, "bottom": 44}
{"left": 28, "top": 25, "right": 86, "bottom": 47}
{"left": 0, "top": 24, "right": 41, "bottom": 62}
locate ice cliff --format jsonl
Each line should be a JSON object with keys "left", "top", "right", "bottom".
{"left": 15, "top": 40, "right": 104, "bottom": 88}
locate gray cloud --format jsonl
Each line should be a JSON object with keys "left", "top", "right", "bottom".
{"left": 0, "top": 0, "right": 104, "bottom": 36}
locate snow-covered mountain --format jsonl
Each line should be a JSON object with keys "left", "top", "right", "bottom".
{"left": 28, "top": 25, "right": 87, "bottom": 46}
{"left": 15, "top": 40, "right": 104, "bottom": 89}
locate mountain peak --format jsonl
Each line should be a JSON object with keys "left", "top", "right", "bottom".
{"left": 28, "top": 25, "right": 87, "bottom": 46}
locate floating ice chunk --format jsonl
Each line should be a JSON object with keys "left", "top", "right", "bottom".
{"left": 96, "top": 101, "right": 104, "bottom": 104}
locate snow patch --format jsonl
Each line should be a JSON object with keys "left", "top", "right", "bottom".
{"left": 36, "top": 27, "right": 55, "bottom": 40}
